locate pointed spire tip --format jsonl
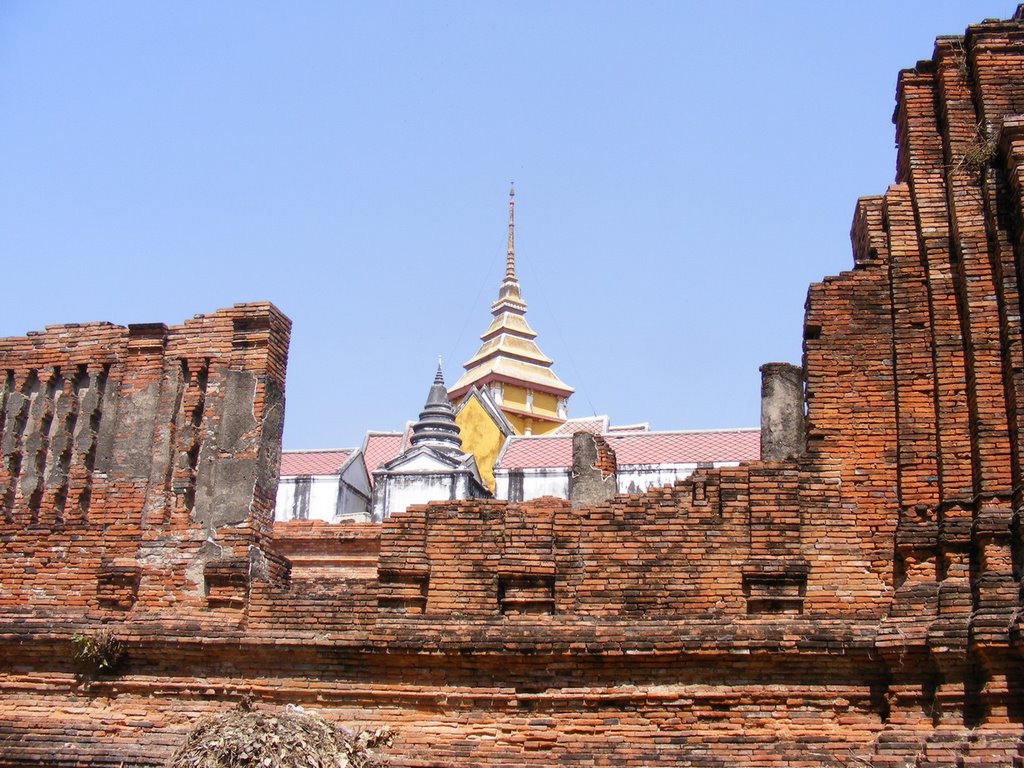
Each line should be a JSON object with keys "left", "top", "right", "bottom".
{"left": 505, "top": 184, "right": 517, "bottom": 281}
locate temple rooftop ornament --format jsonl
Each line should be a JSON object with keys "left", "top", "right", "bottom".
{"left": 448, "top": 185, "right": 574, "bottom": 435}
{"left": 371, "top": 362, "right": 487, "bottom": 520}
{"left": 409, "top": 360, "right": 463, "bottom": 454}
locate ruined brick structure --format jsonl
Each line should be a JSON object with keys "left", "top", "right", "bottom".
{"left": 6, "top": 8, "right": 1024, "bottom": 766}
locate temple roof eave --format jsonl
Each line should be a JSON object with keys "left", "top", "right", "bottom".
{"left": 463, "top": 335, "right": 555, "bottom": 369}
{"left": 494, "top": 403, "right": 567, "bottom": 425}
{"left": 449, "top": 360, "right": 575, "bottom": 400}
{"left": 481, "top": 312, "right": 538, "bottom": 341}
{"left": 450, "top": 186, "right": 574, "bottom": 409}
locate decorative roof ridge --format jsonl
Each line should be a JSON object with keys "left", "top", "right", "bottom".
{"left": 607, "top": 422, "right": 650, "bottom": 432}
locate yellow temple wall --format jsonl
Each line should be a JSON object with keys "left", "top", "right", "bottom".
{"left": 454, "top": 397, "right": 504, "bottom": 493}
{"left": 503, "top": 385, "right": 528, "bottom": 408}
{"left": 533, "top": 391, "right": 559, "bottom": 417}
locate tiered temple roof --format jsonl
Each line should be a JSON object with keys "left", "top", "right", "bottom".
{"left": 448, "top": 185, "right": 574, "bottom": 402}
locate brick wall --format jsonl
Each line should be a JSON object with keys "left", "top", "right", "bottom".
{"left": 6, "top": 8, "right": 1024, "bottom": 766}
{"left": 0, "top": 303, "right": 291, "bottom": 618}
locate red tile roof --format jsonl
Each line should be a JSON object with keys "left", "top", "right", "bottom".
{"left": 362, "top": 432, "right": 404, "bottom": 484}
{"left": 280, "top": 449, "right": 352, "bottom": 476}
{"left": 549, "top": 416, "right": 609, "bottom": 435}
{"left": 607, "top": 429, "right": 760, "bottom": 465}
{"left": 495, "top": 429, "right": 760, "bottom": 470}
{"left": 497, "top": 435, "right": 573, "bottom": 470}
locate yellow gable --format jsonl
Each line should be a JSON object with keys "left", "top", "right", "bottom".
{"left": 454, "top": 395, "right": 506, "bottom": 494}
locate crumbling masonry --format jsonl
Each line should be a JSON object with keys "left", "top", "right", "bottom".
{"left": 6, "top": 8, "right": 1024, "bottom": 766}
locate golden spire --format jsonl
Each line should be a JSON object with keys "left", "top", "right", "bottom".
{"left": 448, "top": 185, "right": 574, "bottom": 405}
{"left": 495, "top": 182, "right": 524, "bottom": 307}
{"left": 505, "top": 182, "right": 516, "bottom": 280}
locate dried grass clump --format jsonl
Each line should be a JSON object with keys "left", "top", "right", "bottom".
{"left": 168, "top": 704, "right": 393, "bottom": 768}
{"left": 952, "top": 121, "right": 998, "bottom": 176}
{"left": 71, "top": 629, "right": 126, "bottom": 673}
{"left": 963, "top": 135, "right": 998, "bottom": 171}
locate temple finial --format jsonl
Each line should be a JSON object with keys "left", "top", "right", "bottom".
{"left": 410, "top": 360, "right": 462, "bottom": 453}
{"left": 505, "top": 182, "right": 516, "bottom": 280}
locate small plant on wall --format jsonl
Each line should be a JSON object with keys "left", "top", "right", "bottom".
{"left": 951, "top": 120, "right": 998, "bottom": 179}
{"left": 71, "top": 628, "right": 126, "bottom": 674}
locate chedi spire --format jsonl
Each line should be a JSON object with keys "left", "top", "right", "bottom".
{"left": 409, "top": 361, "right": 463, "bottom": 453}
{"left": 448, "top": 186, "right": 574, "bottom": 421}
{"left": 496, "top": 183, "right": 524, "bottom": 308}
{"left": 505, "top": 182, "right": 516, "bottom": 280}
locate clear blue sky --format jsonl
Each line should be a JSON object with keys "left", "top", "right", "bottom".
{"left": 0, "top": 2, "right": 1011, "bottom": 449}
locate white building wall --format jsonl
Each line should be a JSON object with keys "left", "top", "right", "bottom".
{"left": 521, "top": 470, "right": 569, "bottom": 501}
{"left": 494, "top": 462, "right": 743, "bottom": 503}
{"left": 616, "top": 462, "right": 740, "bottom": 494}
{"left": 617, "top": 464, "right": 698, "bottom": 494}
{"left": 279, "top": 460, "right": 747, "bottom": 523}
{"left": 276, "top": 475, "right": 343, "bottom": 522}
{"left": 276, "top": 470, "right": 372, "bottom": 523}
{"left": 494, "top": 469, "right": 570, "bottom": 502}
{"left": 373, "top": 473, "right": 457, "bottom": 521}
{"left": 338, "top": 459, "right": 373, "bottom": 521}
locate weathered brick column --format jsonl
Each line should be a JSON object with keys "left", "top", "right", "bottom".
{"left": 759, "top": 362, "right": 804, "bottom": 462}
